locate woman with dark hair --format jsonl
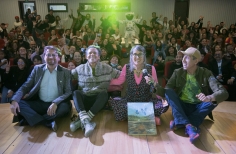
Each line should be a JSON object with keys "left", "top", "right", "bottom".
{"left": 153, "top": 40, "right": 165, "bottom": 65}
{"left": 73, "top": 51, "right": 84, "bottom": 66}
{"left": 1, "top": 57, "right": 29, "bottom": 103}
{"left": 165, "top": 46, "right": 177, "bottom": 63}
{"left": 110, "top": 45, "right": 169, "bottom": 124}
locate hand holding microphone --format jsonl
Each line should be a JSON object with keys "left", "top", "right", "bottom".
{"left": 142, "top": 69, "right": 156, "bottom": 93}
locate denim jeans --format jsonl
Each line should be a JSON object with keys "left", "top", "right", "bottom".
{"left": 1, "top": 86, "right": 11, "bottom": 103}
{"left": 165, "top": 88, "right": 217, "bottom": 128}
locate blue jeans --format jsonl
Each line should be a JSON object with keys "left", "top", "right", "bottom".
{"left": 165, "top": 89, "right": 217, "bottom": 128}
{"left": 1, "top": 86, "right": 11, "bottom": 103}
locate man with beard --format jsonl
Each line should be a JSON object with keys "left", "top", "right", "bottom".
{"left": 82, "top": 14, "right": 93, "bottom": 30}
{"left": 10, "top": 46, "right": 72, "bottom": 132}
{"left": 163, "top": 47, "right": 228, "bottom": 143}
{"left": 167, "top": 51, "right": 183, "bottom": 79}
{"left": 106, "top": 36, "right": 121, "bottom": 58}
{"left": 17, "top": 34, "right": 30, "bottom": 49}
{"left": 208, "top": 50, "right": 236, "bottom": 101}
{"left": 30, "top": 41, "right": 44, "bottom": 62}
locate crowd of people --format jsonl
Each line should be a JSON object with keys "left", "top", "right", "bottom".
{"left": 0, "top": 7, "right": 235, "bottom": 144}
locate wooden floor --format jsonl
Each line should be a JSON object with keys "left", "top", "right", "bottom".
{"left": 0, "top": 101, "right": 236, "bottom": 154}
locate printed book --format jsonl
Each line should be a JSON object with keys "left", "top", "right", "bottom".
{"left": 127, "top": 102, "right": 157, "bottom": 135}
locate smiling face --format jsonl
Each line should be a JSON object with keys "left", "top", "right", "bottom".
{"left": 86, "top": 48, "right": 100, "bottom": 64}
{"left": 73, "top": 52, "right": 82, "bottom": 64}
{"left": 101, "top": 49, "right": 107, "bottom": 56}
{"left": 182, "top": 55, "right": 197, "bottom": 70}
{"left": 110, "top": 56, "right": 119, "bottom": 64}
{"left": 131, "top": 49, "right": 144, "bottom": 66}
{"left": 68, "top": 61, "right": 76, "bottom": 70}
{"left": 44, "top": 48, "right": 59, "bottom": 67}
{"left": 17, "top": 58, "right": 26, "bottom": 70}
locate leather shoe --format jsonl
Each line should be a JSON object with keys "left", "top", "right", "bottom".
{"left": 45, "top": 121, "right": 57, "bottom": 132}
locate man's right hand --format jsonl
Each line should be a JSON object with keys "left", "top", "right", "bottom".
{"left": 10, "top": 101, "right": 20, "bottom": 116}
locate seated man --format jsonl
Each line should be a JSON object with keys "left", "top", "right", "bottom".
{"left": 167, "top": 51, "right": 183, "bottom": 79}
{"left": 10, "top": 46, "right": 72, "bottom": 131}
{"left": 70, "top": 45, "right": 120, "bottom": 137}
{"left": 162, "top": 47, "right": 228, "bottom": 143}
{"left": 208, "top": 50, "right": 236, "bottom": 100}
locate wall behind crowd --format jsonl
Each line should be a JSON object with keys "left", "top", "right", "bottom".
{"left": 0, "top": 0, "right": 235, "bottom": 32}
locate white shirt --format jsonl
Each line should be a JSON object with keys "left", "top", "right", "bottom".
{"left": 39, "top": 66, "right": 59, "bottom": 102}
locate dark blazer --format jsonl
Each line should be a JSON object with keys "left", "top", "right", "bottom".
{"left": 208, "top": 58, "right": 233, "bottom": 84}
{"left": 11, "top": 64, "right": 72, "bottom": 105}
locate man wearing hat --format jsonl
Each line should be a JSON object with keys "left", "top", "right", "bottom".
{"left": 161, "top": 47, "right": 228, "bottom": 143}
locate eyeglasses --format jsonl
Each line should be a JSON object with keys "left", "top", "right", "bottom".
{"left": 46, "top": 53, "right": 58, "bottom": 57}
{"left": 17, "top": 62, "right": 25, "bottom": 65}
{"left": 132, "top": 53, "right": 144, "bottom": 58}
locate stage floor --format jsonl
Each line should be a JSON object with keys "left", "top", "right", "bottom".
{"left": 0, "top": 101, "right": 236, "bottom": 154}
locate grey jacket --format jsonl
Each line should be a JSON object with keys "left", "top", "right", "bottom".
{"left": 12, "top": 64, "right": 72, "bottom": 105}
{"left": 164, "top": 67, "right": 229, "bottom": 104}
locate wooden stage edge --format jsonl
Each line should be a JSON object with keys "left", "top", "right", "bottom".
{"left": 0, "top": 101, "right": 235, "bottom": 154}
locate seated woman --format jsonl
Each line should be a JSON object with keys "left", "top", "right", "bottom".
{"left": 110, "top": 45, "right": 169, "bottom": 125}
{"left": 1, "top": 57, "right": 29, "bottom": 103}
{"left": 165, "top": 46, "right": 177, "bottom": 64}
{"left": 107, "top": 54, "right": 123, "bottom": 100}
{"left": 100, "top": 48, "right": 110, "bottom": 64}
{"left": 67, "top": 60, "right": 76, "bottom": 70}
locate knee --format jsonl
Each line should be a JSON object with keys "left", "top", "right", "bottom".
{"left": 99, "top": 91, "right": 108, "bottom": 98}
{"left": 73, "top": 90, "right": 82, "bottom": 96}
{"left": 165, "top": 88, "right": 175, "bottom": 96}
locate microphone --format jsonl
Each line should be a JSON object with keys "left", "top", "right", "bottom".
{"left": 142, "top": 69, "right": 156, "bottom": 93}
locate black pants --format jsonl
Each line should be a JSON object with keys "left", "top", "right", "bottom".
{"left": 73, "top": 90, "right": 108, "bottom": 114}
{"left": 18, "top": 99, "right": 71, "bottom": 126}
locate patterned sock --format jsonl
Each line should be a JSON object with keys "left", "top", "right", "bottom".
{"left": 87, "top": 110, "right": 95, "bottom": 120}
{"left": 79, "top": 110, "right": 90, "bottom": 121}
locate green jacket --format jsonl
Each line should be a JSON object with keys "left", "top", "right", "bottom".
{"left": 156, "top": 67, "right": 228, "bottom": 104}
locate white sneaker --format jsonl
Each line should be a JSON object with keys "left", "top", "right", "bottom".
{"left": 70, "top": 119, "right": 81, "bottom": 132}
{"left": 81, "top": 118, "right": 96, "bottom": 137}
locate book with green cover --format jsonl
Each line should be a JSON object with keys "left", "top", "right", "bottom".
{"left": 127, "top": 102, "right": 157, "bottom": 135}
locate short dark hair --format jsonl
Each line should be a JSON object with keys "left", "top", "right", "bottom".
{"left": 85, "top": 45, "right": 101, "bottom": 56}
{"left": 32, "top": 55, "right": 42, "bottom": 62}
{"left": 43, "top": 46, "right": 61, "bottom": 56}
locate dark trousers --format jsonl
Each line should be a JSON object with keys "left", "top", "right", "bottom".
{"left": 165, "top": 89, "right": 217, "bottom": 128}
{"left": 73, "top": 90, "right": 108, "bottom": 114}
{"left": 18, "top": 99, "right": 71, "bottom": 126}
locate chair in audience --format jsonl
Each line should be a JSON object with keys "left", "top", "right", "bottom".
{"left": 59, "top": 62, "right": 69, "bottom": 68}
{"left": 0, "top": 39, "right": 5, "bottom": 49}
{"left": 202, "top": 53, "right": 212, "bottom": 65}
{"left": 162, "top": 61, "right": 174, "bottom": 87}
{"left": 88, "top": 40, "right": 94, "bottom": 46}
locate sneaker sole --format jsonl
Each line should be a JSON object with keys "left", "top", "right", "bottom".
{"left": 190, "top": 133, "right": 200, "bottom": 144}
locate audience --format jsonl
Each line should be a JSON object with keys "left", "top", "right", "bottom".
{"left": 1, "top": 57, "right": 29, "bottom": 103}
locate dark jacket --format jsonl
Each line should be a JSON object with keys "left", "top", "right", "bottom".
{"left": 164, "top": 67, "right": 228, "bottom": 104}
{"left": 2, "top": 66, "right": 29, "bottom": 92}
{"left": 208, "top": 58, "right": 233, "bottom": 84}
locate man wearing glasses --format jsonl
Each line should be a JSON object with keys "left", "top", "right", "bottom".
{"left": 70, "top": 45, "right": 120, "bottom": 137}
{"left": 10, "top": 46, "right": 72, "bottom": 132}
